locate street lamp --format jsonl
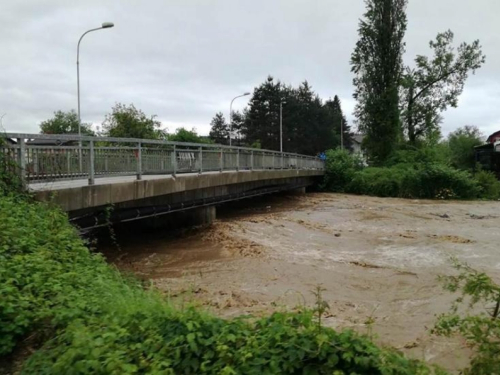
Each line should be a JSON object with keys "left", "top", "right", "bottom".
{"left": 229, "top": 92, "right": 250, "bottom": 146}
{"left": 280, "top": 99, "right": 286, "bottom": 153}
{"left": 77, "top": 22, "right": 114, "bottom": 138}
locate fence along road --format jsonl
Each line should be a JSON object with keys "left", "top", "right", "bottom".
{"left": 1, "top": 133, "right": 324, "bottom": 188}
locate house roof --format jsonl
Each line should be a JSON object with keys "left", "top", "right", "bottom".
{"left": 486, "top": 130, "right": 500, "bottom": 143}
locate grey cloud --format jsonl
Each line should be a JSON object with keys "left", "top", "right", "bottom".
{"left": 1, "top": 0, "right": 499, "bottom": 137}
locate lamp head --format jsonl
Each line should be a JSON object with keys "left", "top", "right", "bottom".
{"left": 102, "top": 22, "right": 114, "bottom": 28}
{"left": 244, "top": 92, "right": 251, "bottom": 96}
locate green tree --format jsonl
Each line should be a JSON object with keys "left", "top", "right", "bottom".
{"left": 208, "top": 112, "right": 229, "bottom": 145}
{"left": 102, "top": 103, "right": 165, "bottom": 139}
{"left": 230, "top": 110, "right": 247, "bottom": 146}
{"left": 351, "top": 0, "right": 408, "bottom": 164}
{"left": 447, "top": 125, "right": 483, "bottom": 170}
{"left": 244, "top": 76, "right": 283, "bottom": 151}
{"left": 402, "top": 31, "right": 485, "bottom": 145}
{"left": 169, "top": 127, "right": 210, "bottom": 143}
{"left": 324, "top": 96, "right": 353, "bottom": 151}
{"left": 242, "top": 77, "right": 337, "bottom": 155}
{"left": 40, "top": 110, "right": 94, "bottom": 135}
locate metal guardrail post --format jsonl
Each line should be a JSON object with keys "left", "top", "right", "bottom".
{"left": 88, "top": 140, "right": 95, "bottom": 185}
{"left": 220, "top": 148, "right": 223, "bottom": 172}
{"left": 172, "top": 145, "right": 177, "bottom": 177}
{"left": 17, "top": 138, "right": 26, "bottom": 183}
{"left": 236, "top": 149, "right": 240, "bottom": 171}
{"left": 250, "top": 150, "right": 253, "bottom": 171}
{"left": 199, "top": 146, "right": 203, "bottom": 174}
{"left": 136, "top": 142, "right": 142, "bottom": 180}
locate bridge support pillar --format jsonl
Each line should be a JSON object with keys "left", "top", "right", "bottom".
{"left": 142, "top": 206, "right": 216, "bottom": 230}
{"left": 190, "top": 206, "right": 216, "bottom": 226}
{"left": 289, "top": 187, "right": 306, "bottom": 195}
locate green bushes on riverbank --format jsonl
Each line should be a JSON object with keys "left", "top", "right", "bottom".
{"left": 0, "top": 194, "right": 440, "bottom": 374}
{"left": 323, "top": 149, "right": 500, "bottom": 200}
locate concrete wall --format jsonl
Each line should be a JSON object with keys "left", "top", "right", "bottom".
{"left": 35, "top": 169, "right": 323, "bottom": 213}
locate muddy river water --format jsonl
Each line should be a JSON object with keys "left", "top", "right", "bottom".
{"left": 99, "top": 193, "right": 500, "bottom": 372}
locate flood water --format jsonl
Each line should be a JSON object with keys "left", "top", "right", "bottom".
{"left": 94, "top": 192, "right": 500, "bottom": 372}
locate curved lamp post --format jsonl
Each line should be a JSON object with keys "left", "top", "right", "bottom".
{"left": 77, "top": 22, "right": 114, "bottom": 137}
{"left": 229, "top": 92, "right": 250, "bottom": 146}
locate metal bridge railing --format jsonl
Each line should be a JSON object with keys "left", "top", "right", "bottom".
{"left": 1, "top": 133, "right": 324, "bottom": 186}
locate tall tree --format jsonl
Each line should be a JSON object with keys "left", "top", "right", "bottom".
{"left": 230, "top": 111, "right": 246, "bottom": 146}
{"left": 402, "top": 31, "right": 485, "bottom": 145}
{"left": 209, "top": 112, "right": 229, "bottom": 145}
{"left": 351, "top": 0, "right": 407, "bottom": 164}
{"left": 324, "top": 96, "right": 353, "bottom": 151}
{"left": 102, "top": 103, "right": 165, "bottom": 139}
{"left": 40, "top": 110, "right": 94, "bottom": 135}
{"left": 244, "top": 76, "right": 283, "bottom": 151}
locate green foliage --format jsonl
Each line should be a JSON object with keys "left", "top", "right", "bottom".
{"left": 351, "top": 0, "right": 407, "bottom": 164}
{"left": 402, "top": 31, "right": 485, "bottom": 145}
{"left": 25, "top": 307, "right": 435, "bottom": 375}
{"left": 474, "top": 170, "right": 500, "bottom": 200}
{"left": 448, "top": 126, "right": 484, "bottom": 170}
{"left": 1, "top": 193, "right": 440, "bottom": 374}
{"left": 0, "top": 195, "right": 139, "bottom": 355}
{"left": 346, "top": 163, "right": 480, "bottom": 199}
{"left": 209, "top": 112, "right": 229, "bottom": 145}
{"left": 40, "top": 110, "right": 95, "bottom": 136}
{"left": 322, "top": 149, "right": 364, "bottom": 192}
{"left": 434, "top": 259, "right": 500, "bottom": 374}
{"left": 102, "top": 103, "right": 166, "bottom": 140}
{"left": 324, "top": 95, "right": 353, "bottom": 151}
{"left": 169, "top": 127, "right": 211, "bottom": 144}
{"left": 241, "top": 77, "right": 345, "bottom": 155}
{"left": 386, "top": 146, "right": 450, "bottom": 167}
{"left": 323, "top": 145, "right": 495, "bottom": 200}
{"left": 0, "top": 139, "right": 24, "bottom": 196}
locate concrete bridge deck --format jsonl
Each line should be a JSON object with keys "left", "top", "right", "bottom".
{"left": 3, "top": 133, "right": 324, "bottom": 229}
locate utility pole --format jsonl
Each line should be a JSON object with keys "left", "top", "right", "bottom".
{"left": 280, "top": 99, "right": 286, "bottom": 152}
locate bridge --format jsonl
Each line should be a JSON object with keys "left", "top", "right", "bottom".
{"left": 2, "top": 133, "right": 324, "bottom": 229}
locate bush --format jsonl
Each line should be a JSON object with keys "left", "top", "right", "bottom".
{"left": 347, "top": 167, "right": 406, "bottom": 197}
{"left": 322, "top": 149, "right": 364, "bottom": 192}
{"left": 410, "top": 163, "right": 480, "bottom": 200}
{"left": 341, "top": 163, "right": 480, "bottom": 200}
{"left": 474, "top": 170, "right": 500, "bottom": 200}
{"left": 1, "top": 194, "right": 440, "bottom": 374}
{"left": 0, "top": 195, "right": 136, "bottom": 355}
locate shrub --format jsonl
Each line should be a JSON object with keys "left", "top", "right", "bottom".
{"left": 342, "top": 163, "right": 480, "bottom": 200}
{"left": 474, "top": 170, "right": 500, "bottom": 200}
{"left": 347, "top": 167, "right": 406, "bottom": 197}
{"left": 24, "top": 308, "right": 438, "bottom": 374}
{"left": 322, "top": 149, "right": 364, "bottom": 192}
{"left": 410, "top": 163, "right": 480, "bottom": 200}
{"left": 0, "top": 195, "right": 138, "bottom": 355}
{"left": 434, "top": 259, "right": 500, "bottom": 374}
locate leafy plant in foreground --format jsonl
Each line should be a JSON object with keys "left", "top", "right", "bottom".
{"left": 434, "top": 258, "right": 500, "bottom": 374}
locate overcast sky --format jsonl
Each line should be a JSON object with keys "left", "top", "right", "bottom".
{"left": 1, "top": 0, "right": 499, "bottom": 138}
